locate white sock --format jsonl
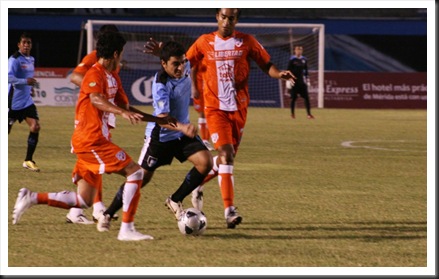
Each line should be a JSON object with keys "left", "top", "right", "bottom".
{"left": 120, "top": 221, "right": 134, "bottom": 232}
{"left": 93, "top": 201, "right": 106, "bottom": 214}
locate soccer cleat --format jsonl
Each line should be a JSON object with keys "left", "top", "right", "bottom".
{"left": 191, "top": 186, "right": 204, "bottom": 211}
{"left": 92, "top": 209, "right": 118, "bottom": 223}
{"left": 96, "top": 213, "right": 111, "bottom": 232}
{"left": 291, "top": 113, "right": 295, "bottom": 119}
{"left": 307, "top": 114, "right": 315, "bottom": 119}
{"left": 12, "top": 188, "right": 33, "bottom": 225}
{"left": 66, "top": 213, "right": 94, "bottom": 225}
{"left": 165, "top": 196, "right": 184, "bottom": 220}
{"left": 117, "top": 229, "right": 154, "bottom": 241}
{"left": 225, "top": 206, "right": 242, "bottom": 229}
{"left": 202, "top": 140, "right": 215, "bottom": 151}
{"left": 22, "top": 160, "right": 40, "bottom": 172}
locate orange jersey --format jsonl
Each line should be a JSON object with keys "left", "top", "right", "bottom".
{"left": 71, "top": 63, "right": 128, "bottom": 152}
{"left": 187, "top": 30, "right": 271, "bottom": 111}
{"left": 73, "top": 50, "right": 98, "bottom": 76}
{"left": 73, "top": 50, "right": 127, "bottom": 106}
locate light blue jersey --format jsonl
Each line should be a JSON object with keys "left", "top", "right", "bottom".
{"left": 8, "top": 51, "right": 35, "bottom": 110}
{"left": 145, "top": 62, "right": 191, "bottom": 142}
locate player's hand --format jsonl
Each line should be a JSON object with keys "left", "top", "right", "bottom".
{"left": 27, "top": 78, "right": 37, "bottom": 86}
{"left": 143, "top": 37, "right": 163, "bottom": 57}
{"left": 30, "top": 87, "right": 36, "bottom": 97}
{"left": 159, "top": 115, "right": 178, "bottom": 127}
{"left": 178, "top": 123, "right": 197, "bottom": 138}
{"left": 279, "top": 70, "right": 296, "bottom": 85}
{"left": 121, "top": 110, "right": 144, "bottom": 125}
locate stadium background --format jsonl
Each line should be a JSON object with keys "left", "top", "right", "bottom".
{"left": 8, "top": 8, "right": 427, "bottom": 108}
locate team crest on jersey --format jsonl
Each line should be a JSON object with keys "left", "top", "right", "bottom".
{"left": 210, "top": 133, "right": 219, "bottom": 144}
{"left": 235, "top": 38, "right": 243, "bottom": 47}
{"left": 89, "top": 82, "right": 97, "bottom": 87}
{"left": 116, "top": 150, "right": 126, "bottom": 161}
{"left": 147, "top": 155, "right": 158, "bottom": 167}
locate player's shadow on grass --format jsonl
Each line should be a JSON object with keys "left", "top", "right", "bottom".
{"left": 203, "top": 220, "right": 427, "bottom": 241}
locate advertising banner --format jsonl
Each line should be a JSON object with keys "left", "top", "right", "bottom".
{"left": 32, "top": 68, "right": 78, "bottom": 106}
{"left": 33, "top": 68, "right": 426, "bottom": 109}
{"left": 322, "top": 72, "right": 427, "bottom": 109}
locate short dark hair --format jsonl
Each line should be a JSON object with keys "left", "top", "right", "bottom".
{"left": 216, "top": 8, "right": 242, "bottom": 19}
{"left": 96, "top": 24, "right": 119, "bottom": 39}
{"left": 18, "top": 32, "right": 31, "bottom": 42}
{"left": 96, "top": 31, "right": 126, "bottom": 59}
{"left": 160, "top": 41, "right": 186, "bottom": 62}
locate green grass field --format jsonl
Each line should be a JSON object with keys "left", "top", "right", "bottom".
{"left": 6, "top": 106, "right": 428, "bottom": 273}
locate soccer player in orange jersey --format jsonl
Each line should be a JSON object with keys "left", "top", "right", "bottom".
{"left": 186, "top": 8, "right": 296, "bottom": 228}
{"left": 66, "top": 24, "right": 122, "bottom": 225}
{"left": 12, "top": 32, "right": 175, "bottom": 241}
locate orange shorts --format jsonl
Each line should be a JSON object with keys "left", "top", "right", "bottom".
{"left": 72, "top": 141, "right": 132, "bottom": 187}
{"left": 204, "top": 107, "right": 247, "bottom": 152}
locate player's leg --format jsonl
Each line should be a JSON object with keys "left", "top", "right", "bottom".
{"left": 12, "top": 177, "right": 95, "bottom": 225}
{"left": 290, "top": 89, "right": 298, "bottom": 119}
{"left": 115, "top": 161, "right": 153, "bottom": 241}
{"left": 166, "top": 137, "right": 212, "bottom": 218}
{"left": 22, "top": 105, "right": 40, "bottom": 172}
{"left": 206, "top": 109, "right": 244, "bottom": 228}
{"left": 301, "top": 88, "right": 314, "bottom": 119}
{"left": 104, "top": 169, "right": 154, "bottom": 219}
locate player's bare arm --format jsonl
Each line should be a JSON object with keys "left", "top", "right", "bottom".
{"left": 129, "top": 105, "right": 177, "bottom": 127}
{"left": 70, "top": 72, "right": 83, "bottom": 87}
{"left": 89, "top": 93, "right": 143, "bottom": 124}
{"left": 263, "top": 62, "right": 296, "bottom": 84}
{"left": 156, "top": 112, "right": 197, "bottom": 138}
{"left": 190, "top": 66, "right": 201, "bottom": 99}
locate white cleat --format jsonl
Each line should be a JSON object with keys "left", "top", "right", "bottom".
{"left": 12, "top": 188, "right": 33, "bottom": 225}
{"left": 118, "top": 229, "right": 154, "bottom": 241}
{"left": 165, "top": 196, "right": 184, "bottom": 220}
{"left": 225, "top": 206, "right": 242, "bottom": 229}
{"left": 191, "top": 186, "right": 204, "bottom": 211}
{"left": 66, "top": 213, "right": 94, "bottom": 225}
{"left": 96, "top": 213, "right": 111, "bottom": 232}
{"left": 92, "top": 209, "right": 118, "bottom": 223}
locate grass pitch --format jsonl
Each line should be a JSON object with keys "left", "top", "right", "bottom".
{"left": 6, "top": 106, "right": 428, "bottom": 274}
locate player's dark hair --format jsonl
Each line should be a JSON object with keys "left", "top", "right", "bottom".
{"left": 96, "top": 31, "right": 126, "bottom": 59}
{"left": 96, "top": 24, "right": 119, "bottom": 39}
{"left": 160, "top": 41, "right": 186, "bottom": 62}
{"left": 216, "top": 8, "right": 242, "bottom": 19}
{"left": 18, "top": 32, "right": 32, "bottom": 42}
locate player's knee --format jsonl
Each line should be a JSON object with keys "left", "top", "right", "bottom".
{"left": 127, "top": 167, "right": 144, "bottom": 181}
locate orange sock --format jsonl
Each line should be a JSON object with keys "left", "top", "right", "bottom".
{"left": 218, "top": 164, "right": 234, "bottom": 209}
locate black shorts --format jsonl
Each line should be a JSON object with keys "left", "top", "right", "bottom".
{"left": 9, "top": 104, "right": 39, "bottom": 123}
{"left": 139, "top": 135, "right": 208, "bottom": 171}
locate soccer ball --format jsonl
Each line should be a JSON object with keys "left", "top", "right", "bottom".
{"left": 178, "top": 208, "right": 207, "bottom": 236}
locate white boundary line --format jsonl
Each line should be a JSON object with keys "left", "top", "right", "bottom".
{"left": 341, "top": 140, "right": 426, "bottom": 152}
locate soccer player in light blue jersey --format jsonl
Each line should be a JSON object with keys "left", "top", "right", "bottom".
{"left": 103, "top": 41, "right": 213, "bottom": 222}
{"left": 8, "top": 32, "right": 41, "bottom": 172}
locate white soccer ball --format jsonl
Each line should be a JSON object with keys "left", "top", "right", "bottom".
{"left": 178, "top": 208, "right": 207, "bottom": 236}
